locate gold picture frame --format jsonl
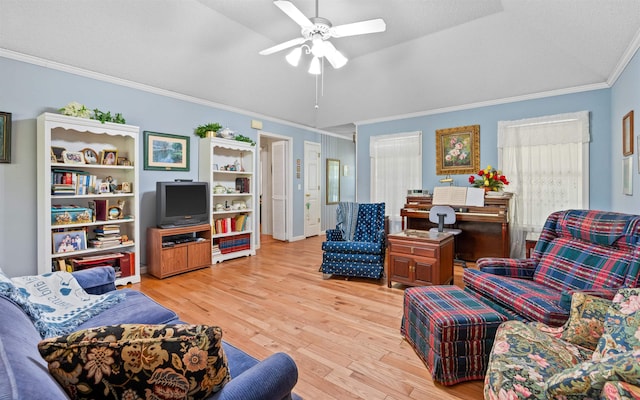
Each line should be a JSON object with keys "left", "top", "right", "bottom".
{"left": 623, "top": 110, "right": 634, "bottom": 156}
{"left": 435, "top": 124, "right": 480, "bottom": 175}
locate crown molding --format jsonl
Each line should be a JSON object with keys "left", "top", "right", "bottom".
{"left": 0, "top": 48, "right": 343, "bottom": 138}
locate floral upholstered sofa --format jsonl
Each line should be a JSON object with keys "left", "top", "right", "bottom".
{"left": 485, "top": 288, "right": 640, "bottom": 399}
{"left": 464, "top": 209, "right": 640, "bottom": 327}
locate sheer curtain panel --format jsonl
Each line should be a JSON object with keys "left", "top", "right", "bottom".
{"left": 498, "top": 111, "right": 590, "bottom": 258}
{"left": 370, "top": 131, "right": 422, "bottom": 233}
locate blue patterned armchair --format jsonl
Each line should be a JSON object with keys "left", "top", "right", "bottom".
{"left": 320, "top": 202, "right": 386, "bottom": 279}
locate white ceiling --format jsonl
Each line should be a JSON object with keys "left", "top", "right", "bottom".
{"left": 2, "top": 0, "right": 640, "bottom": 135}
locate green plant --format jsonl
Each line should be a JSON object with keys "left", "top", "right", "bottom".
{"left": 194, "top": 123, "right": 222, "bottom": 138}
{"left": 92, "top": 109, "right": 126, "bottom": 124}
{"left": 234, "top": 134, "right": 255, "bottom": 146}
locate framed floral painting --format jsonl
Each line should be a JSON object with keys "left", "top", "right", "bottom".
{"left": 435, "top": 124, "right": 480, "bottom": 175}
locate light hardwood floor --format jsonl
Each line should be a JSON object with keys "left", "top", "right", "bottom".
{"left": 133, "top": 235, "right": 484, "bottom": 400}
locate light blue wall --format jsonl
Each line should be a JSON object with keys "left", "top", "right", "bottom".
{"left": 611, "top": 50, "right": 640, "bottom": 213}
{"left": 0, "top": 55, "right": 321, "bottom": 277}
{"left": 357, "top": 89, "right": 613, "bottom": 211}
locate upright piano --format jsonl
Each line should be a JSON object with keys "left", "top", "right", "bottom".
{"left": 400, "top": 192, "right": 512, "bottom": 261}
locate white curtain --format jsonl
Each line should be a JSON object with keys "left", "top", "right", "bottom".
{"left": 498, "top": 111, "right": 590, "bottom": 258}
{"left": 370, "top": 131, "right": 422, "bottom": 233}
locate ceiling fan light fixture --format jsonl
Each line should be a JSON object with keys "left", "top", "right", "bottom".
{"left": 311, "top": 35, "right": 326, "bottom": 58}
{"left": 308, "top": 56, "right": 321, "bottom": 75}
{"left": 285, "top": 46, "right": 303, "bottom": 67}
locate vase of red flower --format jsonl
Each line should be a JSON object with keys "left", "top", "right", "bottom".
{"left": 468, "top": 165, "right": 509, "bottom": 192}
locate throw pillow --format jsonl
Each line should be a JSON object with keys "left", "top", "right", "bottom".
{"left": 38, "top": 324, "right": 230, "bottom": 400}
{"left": 546, "top": 350, "right": 640, "bottom": 399}
{"left": 559, "top": 292, "right": 611, "bottom": 351}
{"left": 593, "top": 288, "right": 640, "bottom": 361}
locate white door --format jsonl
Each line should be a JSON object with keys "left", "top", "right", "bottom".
{"left": 271, "top": 140, "right": 287, "bottom": 241}
{"left": 304, "top": 141, "right": 321, "bottom": 237}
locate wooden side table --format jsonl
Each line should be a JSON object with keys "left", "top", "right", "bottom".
{"left": 387, "top": 229, "right": 454, "bottom": 288}
{"left": 525, "top": 232, "right": 541, "bottom": 258}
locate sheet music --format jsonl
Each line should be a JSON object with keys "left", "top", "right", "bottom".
{"left": 465, "top": 187, "right": 486, "bottom": 207}
{"left": 432, "top": 186, "right": 485, "bottom": 207}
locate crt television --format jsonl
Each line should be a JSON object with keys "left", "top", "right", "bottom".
{"left": 156, "top": 181, "right": 210, "bottom": 228}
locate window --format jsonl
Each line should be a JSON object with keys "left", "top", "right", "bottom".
{"left": 498, "top": 111, "right": 590, "bottom": 257}
{"left": 370, "top": 131, "right": 422, "bottom": 233}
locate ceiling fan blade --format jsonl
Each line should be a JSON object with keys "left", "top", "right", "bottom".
{"left": 274, "top": 1, "right": 313, "bottom": 28}
{"left": 259, "top": 37, "right": 306, "bottom": 55}
{"left": 323, "top": 41, "right": 348, "bottom": 69}
{"left": 330, "top": 18, "right": 386, "bottom": 38}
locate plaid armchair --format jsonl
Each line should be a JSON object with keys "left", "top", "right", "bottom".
{"left": 464, "top": 209, "right": 640, "bottom": 326}
{"left": 320, "top": 202, "right": 386, "bottom": 279}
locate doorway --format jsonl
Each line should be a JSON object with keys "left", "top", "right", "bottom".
{"left": 304, "top": 141, "right": 321, "bottom": 237}
{"left": 258, "top": 132, "right": 293, "bottom": 245}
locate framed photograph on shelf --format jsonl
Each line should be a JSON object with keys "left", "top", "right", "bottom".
{"left": 435, "top": 124, "right": 480, "bottom": 175}
{"left": 51, "top": 146, "right": 66, "bottom": 163}
{"left": 623, "top": 157, "right": 633, "bottom": 195}
{"left": 143, "top": 131, "right": 190, "bottom": 171}
{"left": 52, "top": 230, "right": 87, "bottom": 254}
{"left": 62, "top": 150, "right": 85, "bottom": 164}
{"left": 0, "top": 111, "right": 11, "bottom": 163}
{"left": 623, "top": 110, "right": 634, "bottom": 156}
{"left": 82, "top": 148, "right": 99, "bottom": 164}
{"left": 100, "top": 149, "right": 118, "bottom": 165}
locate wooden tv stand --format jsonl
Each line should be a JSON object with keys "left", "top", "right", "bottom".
{"left": 147, "top": 223, "right": 212, "bottom": 279}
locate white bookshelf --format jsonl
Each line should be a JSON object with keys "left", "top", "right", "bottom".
{"left": 37, "top": 112, "right": 140, "bottom": 285}
{"left": 199, "top": 137, "right": 256, "bottom": 263}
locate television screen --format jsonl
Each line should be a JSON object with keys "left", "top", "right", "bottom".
{"left": 156, "top": 181, "right": 210, "bottom": 228}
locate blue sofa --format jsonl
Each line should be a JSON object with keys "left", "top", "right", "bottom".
{"left": 0, "top": 266, "right": 300, "bottom": 400}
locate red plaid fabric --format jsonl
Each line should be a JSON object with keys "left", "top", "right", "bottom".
{"left": 401, "top": 286, "right": 508, "bottom": 385}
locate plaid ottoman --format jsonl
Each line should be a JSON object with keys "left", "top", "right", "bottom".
{"left": 401, "top": 286, "right": 509, "bottom": 385}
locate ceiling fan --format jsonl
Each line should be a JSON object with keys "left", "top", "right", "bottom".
{"left": 259, "top": 0, "right": 386, "bottom": 72}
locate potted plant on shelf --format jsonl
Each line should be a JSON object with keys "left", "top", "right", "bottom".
{"left": 194, "top": 123, "right": 222, "bottom": 138}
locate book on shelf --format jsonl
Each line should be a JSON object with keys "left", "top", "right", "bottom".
{"left": 51, "top": 169, "right": 97, "bottom": 195}
{"left": 213, "top": 214, "right": 249, "bottom": 234}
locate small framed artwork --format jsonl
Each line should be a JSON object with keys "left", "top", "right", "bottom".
{"left": 52, "top": 230, "right": 87, "bottom": 253}
{"left": 435, "top": 124, "right": 480, "bottom": 175}
{"left": 143, "top": 131, "right": 190, "bottom": 171}
{"left": 82, "top": 148, "right": 99, "bottom": 164}
{"left": 0, "top": 111, "right": 11, "bottom": 163}
{"left": 120, "top": 182, "right": 132, "bottom": 193}
{"left": 623, "top": 110, "right": 634, "bottom": 156}
{"left": 51, "top": 146, "right": 66, "bottom": 163}
{"left": 623, "top": 157, "right": 633, "bottom": 195}
{"left": 98, "top": 182, "right": 111, "bottom": 194}
{"left": 117, "top": 156, "right": 131, "bottom": 166}
{"left": 101, "top": 149, "right": 118, "bottom": 165}
{"left": 62, "top": 150, "right": 85, "bottom": 164}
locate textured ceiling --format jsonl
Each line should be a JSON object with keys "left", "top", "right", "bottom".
{"left": 1, "top": 0, "right": 640, "bottom": 134}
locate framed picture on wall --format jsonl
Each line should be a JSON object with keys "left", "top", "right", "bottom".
{"left": 143, "top": 131, "right": 190, "bottom": 171}
{"left": 623, "top": 110, "right": 634, "bottom": 156}
{"left": 623, "top": 156, "right": 633, "bottom": 195}
{"left": 435, "top": 124, "right": 480, "bottom": 175}
{"left": 0, "top": 111, "right": 11, "bottom": 163}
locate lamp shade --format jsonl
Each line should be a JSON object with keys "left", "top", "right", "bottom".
{"left": 285, "top": 47, "right": 303, "bottom": 67}
{"left": 308, "top": 56, "right": 321, "bottom": 75}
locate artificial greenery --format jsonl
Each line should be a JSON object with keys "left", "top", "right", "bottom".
{"left": 59, "top": 102, "right": 126, "bottom": 124}
{"left": 234, "top": 134, "right": 255, "bottom": 146}
{"left": 92, "top": 109, "right": 126, "bottom": 124}
{"left": 195, "top": 123, "right": 223, "bottom": 138}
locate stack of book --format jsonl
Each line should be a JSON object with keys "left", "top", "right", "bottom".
{"left": 89, "top": 225, "right": 121, "bottom": 248}
{"left": 212, "top": 244, "right": 221, "bottom": 255}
